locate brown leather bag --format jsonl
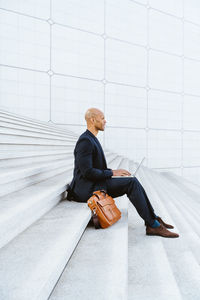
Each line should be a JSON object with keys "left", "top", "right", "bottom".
{"left": 87, "top": 190, "right": 121, "bottom": 229}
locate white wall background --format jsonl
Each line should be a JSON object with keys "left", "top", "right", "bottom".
{"left": 1, "top": 0, "right": 200, "bottom": 184}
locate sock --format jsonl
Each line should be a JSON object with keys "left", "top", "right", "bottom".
{"left": 151, "top": 219, "right": 160, "bottom": 228}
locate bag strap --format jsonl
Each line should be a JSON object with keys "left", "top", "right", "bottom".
{"left": 90, "top": 190, "right": 107, "bottom": 229}
{"left": 92, "top": 211, "right": 101, "bottom": 229}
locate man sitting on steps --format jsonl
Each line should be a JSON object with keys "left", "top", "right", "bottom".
{"left": 68, "top": 108, "right": 179, "bottom": 238}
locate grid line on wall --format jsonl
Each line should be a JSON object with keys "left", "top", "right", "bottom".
{"left": 1, "top": 0, "right": 200, "bottom": 183}
{"left": 146, "top": 1, "right": 150, "bottom": 167}
{"left": 181, "top": 3, "right": 185, "bottom": 176}
{"left": 0, "top": 7, "right": 46, "bottom": 21}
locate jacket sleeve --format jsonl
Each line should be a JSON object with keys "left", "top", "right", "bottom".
{"left": 76, "top": 138, "right": 113, "bottom": 181}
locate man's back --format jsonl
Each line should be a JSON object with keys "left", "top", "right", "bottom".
{"left": 69, "top": 129, "right": 113, "bottom": 202}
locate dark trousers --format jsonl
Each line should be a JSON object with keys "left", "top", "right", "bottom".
{"left": 106, "top": 177, "right": 156, "bottom": 227}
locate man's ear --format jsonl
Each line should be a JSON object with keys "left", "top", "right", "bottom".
{"left": 91, "top": 117, "right": 95, "bottom": 124}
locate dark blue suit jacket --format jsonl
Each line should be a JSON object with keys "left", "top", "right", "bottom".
{"left": 69, "top": 129, "right": 113, "bottom": 202}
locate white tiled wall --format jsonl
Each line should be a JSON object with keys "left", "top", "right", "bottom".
{"left": 105, "top": 84, "right": 147, "bottom": 128}
{"left": 148, "top": 90, "right": 182, "bottom": 130}
{"left": 0, "top": 10, "right": 50, "bottom": 71}
{"left": 184, "top": 0, "right": 200, "bottom": 24}
{"left": 184, "top": 58, "right": 200, "bottom": 95}
{"left": 0, "top": 0, "right": 200, "bottom": 185}
{"left": 183, "top": 95, "right": 200, "bottom": 130}
{"left": 0, "top": 0, "right": 50, "bottom": 19}
{"left": 149, "top": 50, "right": 182, "bottom": 92}
{"left": 52, "top": 0, "right": 104, "bottom": 34}
{"left": 52, "top": 25, "right": 104, "bottom": 79}
{"left": 106, "top": 39, "right": 147, "bottom": 86}
{"left": 105, "top": 127, "right": 147, "bottom": 162}
{"left": 51, "top": 75, "right": 104, "bottom": 124}
{"left": 148, "top": 130, "right": 182, "bottom": 168}
{"left": 106, "top": 0, "right": 147, "bottom": 45}
{"left": 149, "top": 0, "right": 183, "bottom": 17}
{"left": 149, "top": 9, "right": 183, "bottom": 55}
{"left": 0, "top": 66, "right": 50, "bottom": 120}
{"left": 184, "top": 22, "right": 200, "bottom": 60}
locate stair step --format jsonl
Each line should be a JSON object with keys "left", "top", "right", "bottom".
{"left": 0, "top": 118, "right": 78, "bottom": 140}
{"left": 108, "top": 155, "right": 123, "bottom": 169}
{"left": 49, "top": 156, "right": 129, "bottom": 300}
{"left": 0, "top": 109, "right": 77, "bottom": 136}
{"left": 137, "top": 167, "right": 177, "bottom": 226}
{"left": 0, "top": 144, "right": 74, "bottom": 151}
{"left": 0, "top": 133, "right": 76, "bottom": 146}
{"left": 118, "top": 157, "right": 130, "bottom": 171}
{"left": 0, "top": 149, "right": 72, "bottom": 160}
{"left": 49, "top": 196, "right": 128, "bottom": 300}
{"left": 141, "top": 168, "right": 200, "bottom": 299}
{"left": 161, "top": 171, "right": 200, "bottom": 192}
{"left": 127, "top": 164, "right": 182, "bottom": 299}
{"left": 147, "top": 171, "right": 200, "bottom": 258}
{"left": 0, "top": 151, "right": 73, "bottom": 167}
{"left": 0, "top": 126, "right": 77, "bottom": 143}
{"left": 0, "top": 151, "right": 119, "bottom": 197}
{"left": 149, "top": 170, "right": 200, "bottom": 229}
{"left": 104, "top": 151, "right": 118, "bottom": 161}
{"left": 0, "top": 151, "right": 119, "bottom": 247}
{"left": 160, "top": 174, "right": 200, "bottom": 223}
{"left": 162, "top": 172, "right": 200, "bottom": 207}
{"left": 0, "top": 156, "right": 73, "bottom": 184}
{"left": 0, "top": 163, "right": 73, "bottom": 198}
{"left": 0, "top": 201, "right": 91, "bottom": 300}
{"left": 128, "top": 203, "right": 182, "bottom": 300}
{"left": 0, "top": 171, "right": 72, "bottom": 248}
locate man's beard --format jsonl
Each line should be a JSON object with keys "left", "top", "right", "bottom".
{"left": 95, "top": 125, "right": 104, "bottom": 131}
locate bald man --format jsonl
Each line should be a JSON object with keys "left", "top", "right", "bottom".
{"left": 68, "top": 108, "right": 179, "bottom": 238}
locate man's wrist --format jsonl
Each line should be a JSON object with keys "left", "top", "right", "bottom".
{"left": 104, "top": 169, "right": 113, "bottom": 178}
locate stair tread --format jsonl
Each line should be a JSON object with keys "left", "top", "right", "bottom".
{"left": 0, "top": 156, "right": 73, "bottom": 184}
{"left": 0, "top": 200, "right": 91, "bottom": 300}
{"left": 0, "top": 109, "right": 78, "bottom": 136}
{"left": 0, "top": 126, "right": 78, "bottom": 142}
{"left": 0, "top": 171, "right": 69, "bottom": 215}
{"left": 0, "top": 133, "right": 76, "bottom": 145}
{"left": 162, "top": 172, "right": 200, "bottom": 202}
{"left": 0, "top": 170, "right": 72, "bottom": 247}
{"left": 138, "top": 167, "right": 200, "bottom": 299}
{"left": 0, "top": 119, "right": 78, "bottom": 139}
{"left": 49, "top": 196, "right": 128, "bottom": 300}
{"left": 0, "top": 149, "right": 73, "bottom": 160}
{"left": 128, "top": 203, "right": 182, "bottom": 300}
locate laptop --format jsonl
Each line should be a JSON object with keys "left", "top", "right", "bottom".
{"left": 112, "top": 157, "right": 145, "bottom": 178}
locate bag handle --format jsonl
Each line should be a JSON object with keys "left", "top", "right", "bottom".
{"left": 93, "top": 189, "right": 107, "bottom": 199}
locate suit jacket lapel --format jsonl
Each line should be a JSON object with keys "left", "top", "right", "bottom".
{"left": 94, "top": 137, "right": 107, "bottom": 168}
{"left": 86, "top": 130, "right": 107, "bottom": 168}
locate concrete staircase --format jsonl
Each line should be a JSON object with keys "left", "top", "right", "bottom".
{"left": 0, "top": 109, "right": 128, "bottom": 300}
{"left": 0, "top": 109, "right": 200, "bottom": 300}
{"left": 128, "top": 163, "right": 200, "bottom": 300}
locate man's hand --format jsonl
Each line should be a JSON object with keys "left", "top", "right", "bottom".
{"left": 112, "top": 169, "right": 131, "bottom": 176}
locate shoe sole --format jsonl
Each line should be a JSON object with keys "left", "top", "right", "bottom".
{"left": 146, "top": 233, "right": 179, "bottom": 238}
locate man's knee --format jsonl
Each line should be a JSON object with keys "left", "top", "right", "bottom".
{"left": 127, "top": 177, "right": 141, "bottom": 192}
{"left": 130, "top": 177, "right": 139, "bottom": 186}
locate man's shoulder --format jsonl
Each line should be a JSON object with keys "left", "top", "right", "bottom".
{"left": 78, "top": 131, "right": 92, "bottom": 141}
{"left": 76, "top": 131, "right": 94, "bottom": 147}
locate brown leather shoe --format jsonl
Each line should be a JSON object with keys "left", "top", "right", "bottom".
{"left": 156, "top": 216, "right": 174, "bottom": 229}
{"left": 146, "top": 224, "right": 179, "bottom": 238}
